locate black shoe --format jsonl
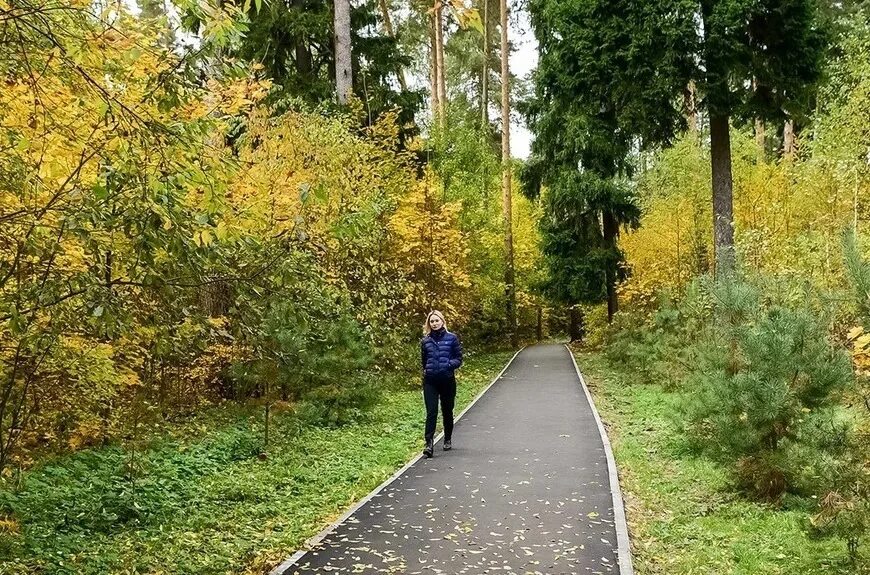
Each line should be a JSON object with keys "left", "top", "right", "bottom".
{"left": 423, "top": 440, "right": 434, "bottom": 458}
{"left": 443, "top": 439, "right": 452, "bottom": 451}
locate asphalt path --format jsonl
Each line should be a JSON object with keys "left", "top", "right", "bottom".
{"left": 274, "top": 344, "right": 631, "bottom": 575}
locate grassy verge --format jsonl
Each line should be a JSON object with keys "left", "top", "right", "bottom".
{"left": 0, "top": 350, "right": 514, "bottom": 575}
{"left": 573, "top": 349, "right": 868, "bottom": 575}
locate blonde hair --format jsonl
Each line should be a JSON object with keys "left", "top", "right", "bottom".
{"left": 423, "top": 310, "right": 446, "bottom": 335}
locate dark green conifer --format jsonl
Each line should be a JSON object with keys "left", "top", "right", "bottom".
{"left": 525, "top": 0, "right": 828, "bottom": 275}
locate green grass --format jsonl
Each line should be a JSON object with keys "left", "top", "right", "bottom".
{"left": 574, "top": 349, "right": 869, "bottom": 575}
{"left": 0, "top": 350, "right": 514, "bottom": 575}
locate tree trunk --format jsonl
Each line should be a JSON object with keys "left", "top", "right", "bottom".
{"left": 481, "top": 0, "right": 489, "bottom": 127}
{"left": 296, "top": 38, "right": 312, "bottom": 77}
{"left": 751, "top": 77, "right": 765, "bottom": 164}
{"left": 536, "top": 306, "right": 543, "bottom": 341}
{"left": 480, "top": 0, "right": 491, "bottom": 243}
{"left": 569, "top": 307, "right": 584, "bottom": 343}
{"left": 783, "top": 119, "right": 795, "bottom": 157}
{"left": 263, "top": 373, "right": 271, "bottom": 450}
{"left": 294, "top": 0, "right": 312, "bottom": 76}
{"left": 683, "top": 80, "right": 697, "bottom": 138}
{"left": 755, "top": 118, "right": 765, "bottom": 164}
{"left": 263, "top": 401, "right": 270, "bottom": 448}
{"left": 500, "top": 0, "right": 516, "bottom": 347}
{"left": 709, "top": 114, "right": 735, "bottom": 277}
{"left": 334, "top": 0, "right": 352, "bottom": 104}
{"left": 434, "top": 0, "right": 447, "bottom": 128}
{"left": 377, "top": 0, "right": 407, "bottom": 91}
{"left": 603, "top": 210, "right": 619, "bottom": 322}
{"left": 429, "top": 15, "right": 439, "bottom": 125}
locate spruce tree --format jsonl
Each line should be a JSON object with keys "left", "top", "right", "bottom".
{"left": 522, "top": 169, "right": 639, "bottom": 333}
{"left": 522, "top": 0, "right": 641, "bottom": 324}
{"left": 525, "top": 0, "right": 828, "bottom": 276}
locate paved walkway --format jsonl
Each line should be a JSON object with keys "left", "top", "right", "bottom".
{"left": 273, "top": 344, "right": 631, "bottom": 575}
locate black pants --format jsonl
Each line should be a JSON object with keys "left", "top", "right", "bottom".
{"left": 423, "top": 373, "right": 456, "bottom": 443}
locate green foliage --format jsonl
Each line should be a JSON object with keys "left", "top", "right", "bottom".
{"left": 531, "top": 0, "right": 828, "bottom": 144}
{"left": 679, "top": 277, "right": 853, "bottom": 498}
{"left": 811, "top": 479, "right": 870, "bottom": 566}
{"left": 199, "top": 0, "right": 424, "bottom": 139}
{"left": 843, "top": 230, "right": 870, "bottom": 324}
{"left": 527, "top": 0, "right": 830, "bottom": 274}
{"left": 604, "top": 272, "right": 866, "bottom": 561}
{"left": 807, "top": 228, "right": 870, "bottom": 561}
{"left": 187, "top": 232, "right": 393, "bottom": 432}
{"left": 577, "top": 350, "right": 867, "bottom": 574}
{"left": 0, "top": 0, "right": 538, "bottom": 476}
{"left": 603, "top": 295, "right": 690, "bottom": 389}
{"left": 0, "top": 2, "right": 539, "bottom": 572}
{"left": 528, "top": 0, "right": 695, "bottom": 150}
{"left": 604, "top": 5, "right": 870, "bottom": 564}
{"left": 535, "top": 173, "right": 639, "bottom": 307}
{"left": 0, "top": 351, "right": 512, "bottom": 575}
{"left": 229, "top": 255, "right": 379, "bottom": 426}
{"left": 0, "top": 1, "right": 245, "bottom": 469}
{"left": 428, "top": 106, "right": 546, "bottom": 344}
{"left": 524, "top": 0, "right": 643, "bottom": 317}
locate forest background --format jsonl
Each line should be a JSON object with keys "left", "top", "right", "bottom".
{"left": 0, "top": 0, "right": 868, "bottom": 573}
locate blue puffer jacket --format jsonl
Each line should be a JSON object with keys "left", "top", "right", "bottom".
{"left": 421, "top": 327, "right": 463, "bottom": 377}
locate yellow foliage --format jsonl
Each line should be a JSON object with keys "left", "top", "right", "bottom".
{"left": 0, "top": 8, "right": 254, "bottom": 460}
{"left": 847, "top": 326, "right": 870, "bottom": 377}
{"left": 0, "top": 516, "right": 19, "bottom": 535}
{"left": 619, "top": 138, "right": 711, "bottom": 310}
{"left": 620, "top": 130, "right": 870, "bottom": 311}
{"left": 187, "top": 342, "right": 251, "bottom": 395}
{"left": 513, "top": 187, "right": 547, "bottom": 325}
{"left": 0, "top": 1, "right": 546, "bottom": 470}
{"left": 389, "top": 170, "right": 472, "bottom": 321}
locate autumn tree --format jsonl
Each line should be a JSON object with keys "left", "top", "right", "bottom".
{"left": 0, "top": 0, "right": 263, "bottom": 468}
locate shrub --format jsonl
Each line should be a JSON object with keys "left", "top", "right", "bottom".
{"left": 806, "top": 230, "right": 870, "bottom": 561}
{"left": 603, "top": 288, "right": 701, "bottom": 388}
{"left": 681, "top": 276, "right": 854, "bottom": 499}
{"left": 227, "top": 253, "right": 379, "bottom": 429}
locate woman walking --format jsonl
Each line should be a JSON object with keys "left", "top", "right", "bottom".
{"left": 420, "top": 310, "right": 463, "bottom": 458}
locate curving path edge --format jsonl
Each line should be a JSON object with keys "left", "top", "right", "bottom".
{"left": 270, "top": 344, "right": 633, "bottom": 575}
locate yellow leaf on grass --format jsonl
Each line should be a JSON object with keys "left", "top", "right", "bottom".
{"left": 847, "top": 326, "right": 864, "bottom": 341}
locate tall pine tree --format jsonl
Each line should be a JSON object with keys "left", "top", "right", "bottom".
{"left": 183, "top": 0, "right": 423, "bottom": 137}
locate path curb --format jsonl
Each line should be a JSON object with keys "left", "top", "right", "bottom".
{"left": 566, "top": 344, "right": 634, "bottom": 575}
{"left": 269, "top": 347, "right": 526, "bottom": 575}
